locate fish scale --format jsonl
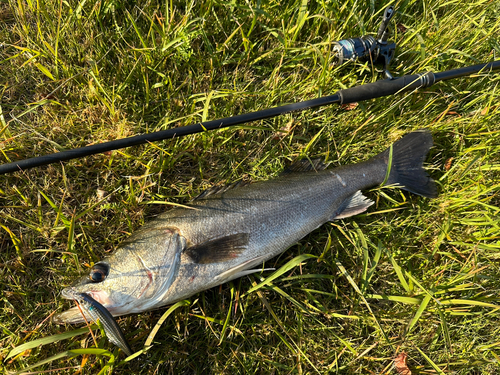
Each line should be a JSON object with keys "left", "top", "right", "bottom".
{"left": 175, "top": 161, "right": 383, "bottom": 261}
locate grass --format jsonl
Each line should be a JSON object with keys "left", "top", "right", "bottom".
{"left": 1, "top": 0, "right": 499, "bottom": 373}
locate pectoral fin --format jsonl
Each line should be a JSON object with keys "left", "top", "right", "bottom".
{"left": 185, "top": 233, "right": 250, "bottom": 264}
{"left": 331, "top": 190, "right": 374, "bottom": 220}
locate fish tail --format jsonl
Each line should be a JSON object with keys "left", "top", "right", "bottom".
{"left": 378, "top": 130, "right": 438, "bottom": 198}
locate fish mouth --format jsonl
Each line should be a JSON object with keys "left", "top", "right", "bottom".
{"left": 54, "top": 288, "right": 116, "bottom": 324}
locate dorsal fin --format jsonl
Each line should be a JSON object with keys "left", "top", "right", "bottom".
{"left": 280, "top": 158, "right": 330, "bottom": 175}
{"left": 193, "top": 180, "right": 251, "bottom": 200}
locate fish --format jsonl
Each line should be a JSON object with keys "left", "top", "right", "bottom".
{"left": 67, "top": 291, "right": 133, "bottom": 356}
{"left": 54, "top": 130, "right": 437, "bottom": 325}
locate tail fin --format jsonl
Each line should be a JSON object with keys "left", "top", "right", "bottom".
{"left": 378, "top": 130, "right": 437, "bottom": 198}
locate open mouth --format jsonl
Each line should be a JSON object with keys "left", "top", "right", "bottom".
{"left": 55, "top": 288, "right": 115, "bottom": 324}
{"left": 61, "top": 287, "right": 114, "bottom": 306}
{"left": 54, "top": 290, "right": 134, "bottom": 356}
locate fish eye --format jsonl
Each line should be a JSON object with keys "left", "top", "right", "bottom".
{"left": 89, "top": 263, "right": 109, "bottom": 283}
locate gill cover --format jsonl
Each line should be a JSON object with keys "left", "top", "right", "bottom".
{"left": 115, "top": 226, "right": 185, "bottom": 310}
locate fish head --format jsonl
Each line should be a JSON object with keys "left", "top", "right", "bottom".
{"left": 54, "top": 226, "right": 186, "bottom": 324}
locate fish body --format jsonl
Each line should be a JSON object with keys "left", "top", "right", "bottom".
{"left": 55, "top": 130, "right": 437, "bottom": 324}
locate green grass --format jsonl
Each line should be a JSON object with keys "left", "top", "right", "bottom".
{"left": 1, "top": 0, "right": 499, "bottom": 373}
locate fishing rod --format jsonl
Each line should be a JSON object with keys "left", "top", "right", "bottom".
{"left": 2, "top": 61, "right": 500, "bottom": 174}
{"left": 1, "top": 60, "right": 499, "bottom": 175}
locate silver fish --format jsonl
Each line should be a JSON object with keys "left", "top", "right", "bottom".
{"left": 67, "top": 291, "right": 133, "bottom": 356}
{"left": 55, "top": 130, "right": 437, "bottom": 324}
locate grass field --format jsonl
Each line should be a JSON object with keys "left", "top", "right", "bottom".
{"left": 1, "top": 0, "right": 500, "bottom": 373}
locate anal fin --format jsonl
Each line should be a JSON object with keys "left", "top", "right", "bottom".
{"left": 185, "top": 233, "right": 249, "bottom": 264}
{"left": 331, "top": 190, "right": 374, "bottom": 220}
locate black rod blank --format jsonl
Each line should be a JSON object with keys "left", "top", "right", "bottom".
{"left": 0, "top": 94, "right": 342, "bottom": 174}
{"left": 1, "top": 60, "right": 499, "bottom": 175}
